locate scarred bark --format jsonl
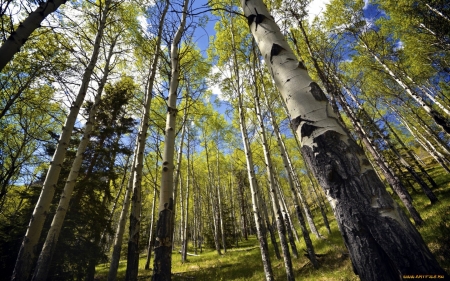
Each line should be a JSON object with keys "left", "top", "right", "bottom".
{"left": 152, "top": 0, "right": 188, "bottom": 278}
{"left": 241, "top": 0, "right": 448, "bottom": 279}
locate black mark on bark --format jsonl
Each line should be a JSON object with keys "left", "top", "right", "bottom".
{"left": 298, "top": 61, "right": 307, "bottom": 70}
{"left": 270, "top": 43, "right": 285, "bottom": 64}
{"left": 291, "top": 116, "right": 314, "bottom": 131}
{"left": 246, "top": 8, "right": 266, "bottom": 31}
{"left": 309, "top": 82, "right": 328, "bottom": 101}
{"left": 301, "top": 123, "right": 320, "bottom": 138}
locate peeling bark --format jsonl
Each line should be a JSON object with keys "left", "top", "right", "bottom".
{"left": 241, "top": 0, "right": 448, "bottom": 279}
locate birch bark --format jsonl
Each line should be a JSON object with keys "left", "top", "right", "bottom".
{"left": 241, "top": 0, "right": 448, "bottom": 279}
{"left": 152, "top": 0, "right": 189, "bottom": 278}
{"left": 31, "top": 34, "right": 117, "bottom": 281}
{"left": 11, "top": 1, "right": 110, "bottom": 279}
{"left": 229, "top": 21, "right": 273, "bottom": 279}
{"left": 107, "top": 151, "right": 137, "bottom": 281}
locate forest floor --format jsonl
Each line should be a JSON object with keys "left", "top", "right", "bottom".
{"left": 96, "top": 165, "right": 450, "bottom": 280}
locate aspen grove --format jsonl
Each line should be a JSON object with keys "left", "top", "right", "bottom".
{"left": 1, "top": 0, "right": 449, "bottom": 280}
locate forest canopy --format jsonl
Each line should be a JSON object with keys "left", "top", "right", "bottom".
{"left": 1, "top": 0, "right": 450, "bottom": 280}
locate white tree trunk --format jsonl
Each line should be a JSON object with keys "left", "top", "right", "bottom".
{"left": 252, "top": 82, "right": 294, "bottom": 279}
{"left": 152, "top": 0, "right": 188, "bottom": 278}
{"left": 230, "top": 22, "right": 274, "bottom": 280}
{"left": 31, "top": 33, "right": 118, "bottom": 281}
{"left": 361, "top": 40, "right": 450, "bottom": 134}
{"left": 11, "top": 1, "right": 111, "bottom": 279}
{"left": 241, "top": 0, "right": 448, "bottom": 279}
{"left": 107, "top": 152, "right": 137, "bottom": 281}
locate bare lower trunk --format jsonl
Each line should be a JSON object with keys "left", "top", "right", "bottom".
{"left": 216, "top": 151, "right": 226, "bottom": 253}
{"left": 384, "top": 118, "right": 438, "bottom": 189}
{"left": 152, "top": 1, "right": 188, "bottom": 278}
{"left": 107, "top": 153, "right": 137, "bottom": 281}
{"left": 392, "top": 106, "right": 450, "bottom": 173}
{"left": 32, "top": 45, "right": 112, "bottom": 281}
{"left": 11, "top": 1, "right": 110, "bottom": 278}
{"left": 231, "top": 28, "right": 273, "bottom": 280}
{"left": 204, "top": 134, "right": 222, "bottom": 255}
{"left": 258, "top": 185, "right": 281, "bottom": 260}
{"left": 241, "top": 1, "right": 447, "bottom": 279}
{"left": 256, "top": 117, "right": 294, "bottom": 280}
{"left": 145, "top": 187, "right": 157, "bottom": 270}
{"left": 276, "top": 182, "right": 298, "bottom": 259}
{"left": 307, "top": 172, "right": 331, "bottom": 234}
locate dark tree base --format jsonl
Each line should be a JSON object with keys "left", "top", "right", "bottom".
{"left": 301, "top": 130, "right": 448, "bottom": 281}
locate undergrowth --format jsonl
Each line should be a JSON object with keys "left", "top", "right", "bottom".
{"left": 96, "top": 164, "right": 450, "bottom": 280}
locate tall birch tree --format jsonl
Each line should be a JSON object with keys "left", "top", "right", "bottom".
{"left": 11, "top": 0, "right": 111, "bottom": 279}
{"left": 152, "top": 0, "right": 189, "bottom": 278}
{"left": 240, "top": 0, "right": 448, "bottom": 279}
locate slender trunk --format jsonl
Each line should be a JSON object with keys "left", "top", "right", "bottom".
{"left": 173, "top": 107, "right": 188, "bottom": 247}
{"left": 391, "top": 105, "right": 450, "bottom": 173}
{"left": 237, "top": 175, "right": 248, "bottom": 240}
{"left": 254, "top": 95, "right": 294, "bottom": 280}
{"left": 374, "top": 119, "right": 437, "bottom": 204}
{"left": 204, "top": 133, "right": 222, "bottom": 255}
{"left": 32, "top": 35, "right": 117, "bottom": 280}
{"left": 216, "top": 147, "right": 227, "bottom": 253}
{"left": 11, "top": 1, "right": 110, "bottom": 278}
{"left": 425, "top": 3, "right": 450, "bottom": 23}
{"left": 229, "top": 24, "right": 273, "bottom": 279}
{"left": 229, "top": 169, "right": 239, "bottom": 247}
{"left": 100, "top": 152, "right": 133, "bottom": 249}
{"left": 193, "top": 176, "right": 198, "bottom": 255}
{"left": 414, "top": 110, "right": 450, "bottom": 157}
{"left": 182, "top": 145, "right": 190, "bottom": 262}
{"left": 152, "top": 0, "right": 188, "bottom": 278}
{"left": 361, "top": 39, "right": 450, "bottom": 134}
{"left": 145, "top": 187, "right": 157, "bottom": 270}
{"left": 235, "top": 76, "right": 275, "bottom": 281}
{"left": 306, "top": 171, "right": 331, "bottom": 234}
{"left": 0, "top": 0, "right": 68, "bottom": 71}
{"left": 345, "top": 84, "right": 438, "bottom": 203}
{"left": 107, "top": 152, "right": 137, "bottom": 281}
{"left": 275, "top": 180, "right": 299, "bottom": 259}
{"left": 179, "top": 171, "right": 184, "bottom": 254}
{"left": 294, "top": 172, "right": 321, "bottom": 236}
{"left": 241, "top": 1, "right": 447, "bottom": 279}
{"left": 383, "top": 118, "right": 439, "bottom": 191}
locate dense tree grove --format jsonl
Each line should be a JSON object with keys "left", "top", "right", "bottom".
{"left": 1, "top": 0, "right": 449, "bottom": 280}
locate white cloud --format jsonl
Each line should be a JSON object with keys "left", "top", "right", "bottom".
{"left": 307, "top": 0, "right": 330, "bottom": 23}
{"left": 393, "top": 40, "right": 404, "bottom": 51}
{"left": 363, "top": 0, "right": 370, "bottom": 9}
{"left": 137, "top": 15, "right": 148, "bottom": 32}
{"left": 208, "top": 65, "right": 233, "bottom": 102}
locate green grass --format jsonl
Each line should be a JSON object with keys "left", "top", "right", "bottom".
{"left": 96, "top": 166, "right": 450, "bottom": 280}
